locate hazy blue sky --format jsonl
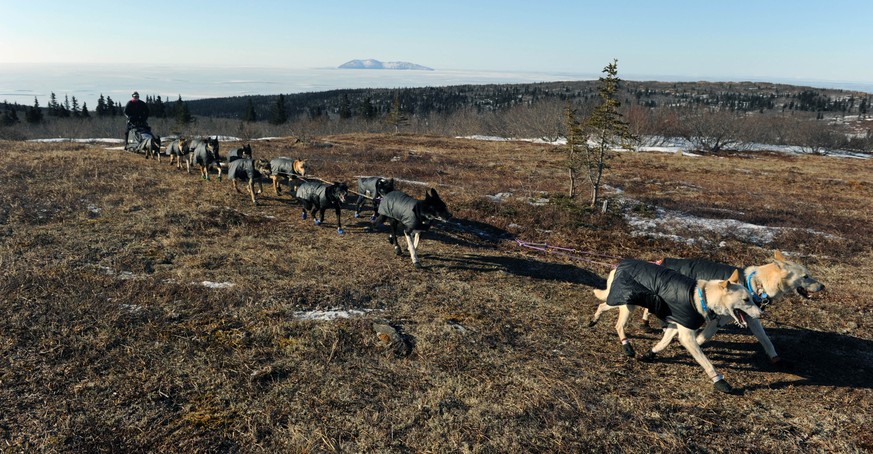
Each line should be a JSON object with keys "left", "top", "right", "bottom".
{"left": 2, "top": 0, "right": 871, "bottom": 85}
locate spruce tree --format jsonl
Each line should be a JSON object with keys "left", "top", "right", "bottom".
{"left": 96, "top": 94, "right": 107, "bottom": 116}
{"left": 174, "top": 95, "right": 193, "bottom": 124}
{"left": 25, "top": 97, "right": 43, "bottom": 124}
{"left": 81, "top": 102, "right": 90, "bottom": 118}
{"left": 580, "top": 59, "right": 636, "bottom": 209}
{"left": 270, "top": 94, "right": 288, "bottom": 125}
{"left": 243, "top": 98, "right": 257, "bottom": 122}
{"left": 385, "top": 94, "right": 409, "bottom": 133}
{"left": 339, "top": 94, "right": 352, "bottom": 119}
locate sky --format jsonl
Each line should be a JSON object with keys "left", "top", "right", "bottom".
{"left": 1, "top": 0, "right": 872, "bottom": 87}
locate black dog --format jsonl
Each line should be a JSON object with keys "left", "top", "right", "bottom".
{"left": 227, "top": 158, "right": 272, "bottom": 205}
{"left": 226, "top": 144, "right": 253, "bottom": 163}
{"left": 373, "top": 188, "right": 451, "bottom": 268}
{"left": 295, "top": 180, "right": 349, "bottom": 234}
{"left": 355, "top": 176, "right": 395, "bottom": 219}
{"left": 187, "top": 137, "right": 221, "bottom": 181}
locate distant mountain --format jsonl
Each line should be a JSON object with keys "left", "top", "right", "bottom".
{"left": 338, "top": 59, "right": 433, "bottom": 71}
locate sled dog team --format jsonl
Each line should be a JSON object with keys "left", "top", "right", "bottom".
{"left": 130, "top": 136, "right": 825, "bottom": 393}
{"left": 135, "top": 137, "right": 451, "bottom": 269}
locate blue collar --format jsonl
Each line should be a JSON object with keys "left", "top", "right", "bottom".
{"left": 746, "top": 271, "right": 769, "bottom": 304}
{"left": 697, "top": 287, "right": 717, "bottom": 320}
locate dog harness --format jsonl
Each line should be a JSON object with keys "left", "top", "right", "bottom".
{"left": 607, "top": 259, "right": 705, "bottom": 330}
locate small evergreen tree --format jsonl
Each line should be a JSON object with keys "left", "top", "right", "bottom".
{"left": 339, "top": 94, "right": 352, "bottom": 119}
{"left": 81, "top": 102, "right": 90, "bottom": 118}
{"left": 243, "top": 98, "right": 257, "bottom": 122}
{"left": 270, "top": 94, "right": 288, "bottom": 124}
{"left": 174, "top": 95, "right": 193, "bottom": 124}
{"left": 579, "top": 59, "right": 636, "bottom": 209}
{"left": 25, "top": 97, "right": 43, "bottom": 124}
{"left": 71, "top": 96, "right": 80, "bottom": 117}
{"left": 385, "top": 93, "right": 409, "bottom": 133}
{"left": 361, "top": 96, "right": 376, "bottom": 120}
{"left": 106, "top": 96, "right": 116, "bottom": 116}
{"left": 96, "top": 94, "right": 107, "bottom": 116}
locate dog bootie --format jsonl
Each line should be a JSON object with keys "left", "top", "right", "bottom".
{"left": 354, "top": 212, "right": 360, "bottom": 218}
{"left": 337, "top": 228, "right": 344, "bottom": 235}
{"left": 314, "top": 219, "right": 322, "bottom": 226}
{"left": 301, "top": 212, "right": 307, "bottom": 220}
{"left": 622, "top": 343, "right": 636, "bottom": 357}
{"left": 713, "top": 379, "right": 734, "bottom": 394}
{"left": 639, "top": 351, "right": 657, "bottom": 362}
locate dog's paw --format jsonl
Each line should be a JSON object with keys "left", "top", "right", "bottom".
{"left": 639, "top": 351, "right": 657, "bottom": 362}
{"left": 301, "top": 212, "right": 307, "bottom": 220}
{"left": 413, "top": 262, "right": 422, "bottom": 269}
{"left": 314, "top": 219, "right": 322, "bottom": 226}
{"left": 354, "top": 212, "right": 361, "bottom": 218}
{"left": 394, "top": 246, "right": 402, "bottom": 256}
{"left": 337, "top": 228, "right": 345, "bottom": 235}
{"left": 713, "top": 379, "right": 734, "bottom": 394}
{"left": 770, "top": 356, "right": 794, "bottom": 370}
{"left": 587, "top": 319, "right": 598, "bottom": 328}
{"left": 622, "top": 343, "right": 636, "bottom": 357}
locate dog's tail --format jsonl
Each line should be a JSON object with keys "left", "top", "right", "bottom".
{"left": 592, "top": 269, "right": 616, "bottom": 302}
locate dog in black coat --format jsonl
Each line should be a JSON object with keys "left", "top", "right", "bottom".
{"left": 226, "top": 144, "right": 253, "bottom": 164}
{"left": 295, "top": 180, "right": 349, "bottom": 234}
{"left": 355, "top": 176, "right": 395, "bottom": 219}
{"left": 373, "top": 188, "right": 451, "bottom": 268}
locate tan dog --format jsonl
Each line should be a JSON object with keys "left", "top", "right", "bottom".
{"left": 269, "top": 157, "right": 307, "bottom": 195}
{"left": 592, "top": 259, "right": 759, "bottom": 393}
{"left": 166, "top": 137, "right": 189, "bottom": 170}
{"left": 591, "top": 251, "right": 824, "bottom": 366}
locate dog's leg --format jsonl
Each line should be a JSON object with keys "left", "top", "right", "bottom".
{"left": 315, "top": 207, "right": 325, "bottom": 226}
{"left": 641, "top": 324, "right": 679, "bottom": 361}
{"left": 404, "top": 231, "right": 420, "bottom": 268}
{"left": 616, "top": 305, "right": 636, "bottom": 357}
{"left": 355, "top": 195, "right": 364, "bottom": 218}
{"left": 248, "top": 179, "right": 257, "bottom": 205}
{"left": 677, "top": 326, "right": 733, "bottom": 393}
{"left": 413, "top": 231, "right": 421, "bottom": 249}
{"left": 390, "top": 220, "right": 402, "bottom": 255}
{"left": 335, "top": 204, "right": 344, "bottom": 234}
{"left": 589, "top": 302, "right": 614, "bottom": 327}
{"left": 695, "top": 318, "right": 721, "bottom": 346}
{"left": 746, "top": 317, "right": 780, "bottom": 362}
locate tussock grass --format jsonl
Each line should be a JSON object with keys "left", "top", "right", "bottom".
{"left": 0, "top": 135, "right": 871, "bottom": 452}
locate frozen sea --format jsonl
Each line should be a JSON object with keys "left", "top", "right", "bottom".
{"left": 0, "top": 63, "right": 599, "bottom": 107}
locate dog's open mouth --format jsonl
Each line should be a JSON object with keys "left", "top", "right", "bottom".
{"left": 732, "top": 309, "right": 749, "bottom": 328}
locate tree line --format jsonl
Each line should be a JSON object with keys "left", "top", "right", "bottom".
{"left": 2, "top": 79, "right": 871, "bottom": 155}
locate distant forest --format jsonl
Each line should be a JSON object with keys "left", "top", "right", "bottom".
{"left": 180, "top": 80, "right": 871, "bottom": 122}
{"left": 2, "top": 79, "right": 871, "bottom": 154}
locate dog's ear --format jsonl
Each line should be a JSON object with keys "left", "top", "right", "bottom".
{"left": 774, "top": 251, "right": 786, "bottom": 262}
{"left": 427, "top": 188, "right": 440, "bottom": 200}
{"left": 723, "top": 269, "right": 740, "bottom": 287}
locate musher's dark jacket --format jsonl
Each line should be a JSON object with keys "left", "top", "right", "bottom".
{"left": 378, "top": 191, "right": 430, "bottom": 232}
{"left": 606, "top": 259, "right": 705, "bottom": 329}
{"left": 124, "top": 99, "right": 149, "bottom": 124}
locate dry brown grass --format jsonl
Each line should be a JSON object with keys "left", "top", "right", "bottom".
{"left": 0, "top": 135, "right": 871, "bottom": 452}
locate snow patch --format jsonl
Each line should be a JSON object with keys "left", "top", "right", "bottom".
{"left": 293, "top": 308, "right": 379, "bottom": 321}
{"left": 201, "top": 281, "right": 235, "bottom": 289}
